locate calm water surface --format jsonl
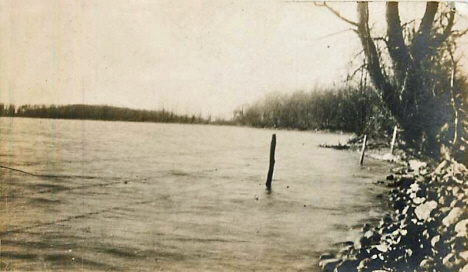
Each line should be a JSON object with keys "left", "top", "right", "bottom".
{"left": 0, "top": 117, "right": 391, "bottom": 271}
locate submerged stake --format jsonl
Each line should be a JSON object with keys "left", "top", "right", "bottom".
{"left": 265, "top": 134, "right": 276, "bottom": 190}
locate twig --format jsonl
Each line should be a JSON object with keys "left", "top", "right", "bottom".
{"left": 314, "top": 2, "right": 358, "bottom": 27}
{"left": 453, "top": 28, "right": 468, "bottom": 38}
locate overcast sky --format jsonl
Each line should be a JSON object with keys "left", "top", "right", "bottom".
{"left": 1, "top": 1, "right": 467, "bottom": 118}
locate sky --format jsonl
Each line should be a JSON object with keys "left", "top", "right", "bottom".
{"left": 1, "top": 1, "right": 467, "bottom": 118}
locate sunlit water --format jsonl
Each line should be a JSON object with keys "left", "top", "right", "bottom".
{"left": 0, "top": 117, "right": 392, "bottom": 271}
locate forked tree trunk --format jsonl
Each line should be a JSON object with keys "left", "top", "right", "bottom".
{"left": 355, "top": 1, "right": 455, "bottom": 158}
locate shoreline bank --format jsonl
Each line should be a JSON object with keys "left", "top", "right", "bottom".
{"left": 319, "top": 150, "right": 468, "bottom": 272}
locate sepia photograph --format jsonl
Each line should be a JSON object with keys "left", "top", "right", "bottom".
{"left": 1, "top": 1, "right": 468, "bottom": 271}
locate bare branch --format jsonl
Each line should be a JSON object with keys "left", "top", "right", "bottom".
{"left": 442, "top": 10, "right": 455, "bottom": 39}
{"left": 313, "top": 28, "right": 356, "bottom": 41}
{"left": 401, "top": 19, "right": 416, "bottom": 29}
{"left": 453, "top": 28, "right": 468, "bottom": 38}
{"left": 373, "top": 37, "right": 388, "bottom": 45}
{"left": 347, "top": 48, "right": 365, "bottom": 67}
{"left": 352, "top": 48, "right": 365, "bottom": 60}
{"left": 347, "top": 63, "right": 367, "bottom": 81}
{"left": 436, "top": 9, "right": 456, "bottom": 46}
{"left": 314, "top": 2, "right": 358, "bottom": 27}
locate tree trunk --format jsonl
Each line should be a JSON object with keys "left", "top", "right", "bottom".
{"left": 355, "top": 1, "right": 453, "bottom": 158}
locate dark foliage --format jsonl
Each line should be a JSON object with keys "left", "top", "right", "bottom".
{"left": 233, "top": 86, "right": 395, "bottom": 139}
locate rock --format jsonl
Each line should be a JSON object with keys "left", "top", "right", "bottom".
{"left": 338, "top": 245, "right": 353, "bottom": 258}
{"left": 391, "top": 167, "right": 407, "bottom": 175}
{"left": 444, "top": 195, "right": 455, "bottom": 206}
{"left": 356, "top": 248, "right": 371, "bottom": 259}
{"left": 357, "top": 257, "right": 384, "bottom": 271}
{"left": 439, "top": 196, "right": 447, "bottom": 206}
{"left": 414, "top": 201, "right": 438, "bottom": 221}
{"left": 356, "top": 258, "right": 369, "bottom": 270}
{"left": 450, "top": 199, "right": 459, "bottom": 207}
{"left": 422, "top": 229, "right": 429, "bottom": 239}
{"left": 431, "top": 235, "right": 440, "bottom": 247}
{"left": 462, "top": 264, "right": 468, "bottom": 272}
{"left": 420, "top": 258, "right": 434, "bottom": 270}
{"left": 374, "top": 243, "right": 388, "bottom": 253}
{"left": 452, "top": 236, "right": 468, "bottom": 252}
{"left": 362, "top": 223, "right": 371, "bottom": 232}
{"left": 442, "top": 253, "right": 463, "bottom": 270}
{"left": 342, "top": 241, "right": 354, "bottom": 247}
{"left": 334, "top": 259, "right": 358, "bottom": 272}
{"left": 359, "top": 236, "right": 371, "bottom": 247}
{"left": 319, "top": 253, "right": 335, "bottom": 261}
{"left": 394, "top": 199, "right": 407, "bottom": 211}
{"left": 442, "top": 207, "right": 464, "bottom": 227}
{"left": 413, "top": 197, "right": 425, "bottom": 205}
{"left": 408, "top": 159, "right": 427, "bottom": 172}
{"left": 386, "top": 174, "right": 395, "bottom": 181}
{"left": 434, "top": 160, "right": 449, "bottom": 175}
{"left": 381, "top": 223, "right": 398, "bottom": 235}
{"left": 319, "top": 258, "right": 340, "bottom": 272}
{"left": 460, "top": 251, "right": 468, "bottom": 262}
{"left": 383, "top": 214, "right": 392, "bottom": 223}
{"left": 443, "top": 253, "right": 455, "bottom": 266}
{"left": 453, "top": 176, "right": 464, "bottom": 184}
{"left": 455, "top": 219, "right": 468, "bottom": 237}
{"left": 454, "top": 163, "right": 467, "bottom": 178}
{"left": 361, "top": 231, "right": 381, "bottom": 246}
{"left": 409, "top": 183, "right": 420, "bottom": 192}
{"left": 399, "top": 176, "right": 415, "bottom": 189}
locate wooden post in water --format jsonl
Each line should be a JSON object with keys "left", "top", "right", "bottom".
{"left": 359, "top": 135, "right": 367, "bottom": 165}
{"left": 265, "top": 134, "right": 276, "bottom": 190}
{"left": 390, "top": 126, "right": 398, "bottom": 155}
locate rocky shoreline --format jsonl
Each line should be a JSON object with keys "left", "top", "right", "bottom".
{"left": 318, "top": 158, "right": 468, "bottom": 272}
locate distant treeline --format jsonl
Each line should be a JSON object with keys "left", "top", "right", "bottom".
{"left": 232, "top": 87, "right": 395, "bottom": 137}
{"left": 0, "top": 86, "right": 395, "bottom": 137}
{"left": 0, "top": 104, "right": 222, "bottom": 125}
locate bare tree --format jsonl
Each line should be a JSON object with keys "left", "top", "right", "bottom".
{"left": 318, "top": 2, "right": 467, "bottom": 161}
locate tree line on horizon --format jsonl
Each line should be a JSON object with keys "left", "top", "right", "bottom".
{"left": 0, "top": 85, "right": 394, "bottom": 138}
{"left": 0, "top": 104, "right": 214, "bottom": 125}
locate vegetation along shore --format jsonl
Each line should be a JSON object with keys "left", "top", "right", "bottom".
{"left": 317, "top": 2, "right": 468, "bottom": 272}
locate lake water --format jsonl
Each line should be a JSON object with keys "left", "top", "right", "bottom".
{"left": 0, "top": 117, "right": 391, "bottom": 271}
